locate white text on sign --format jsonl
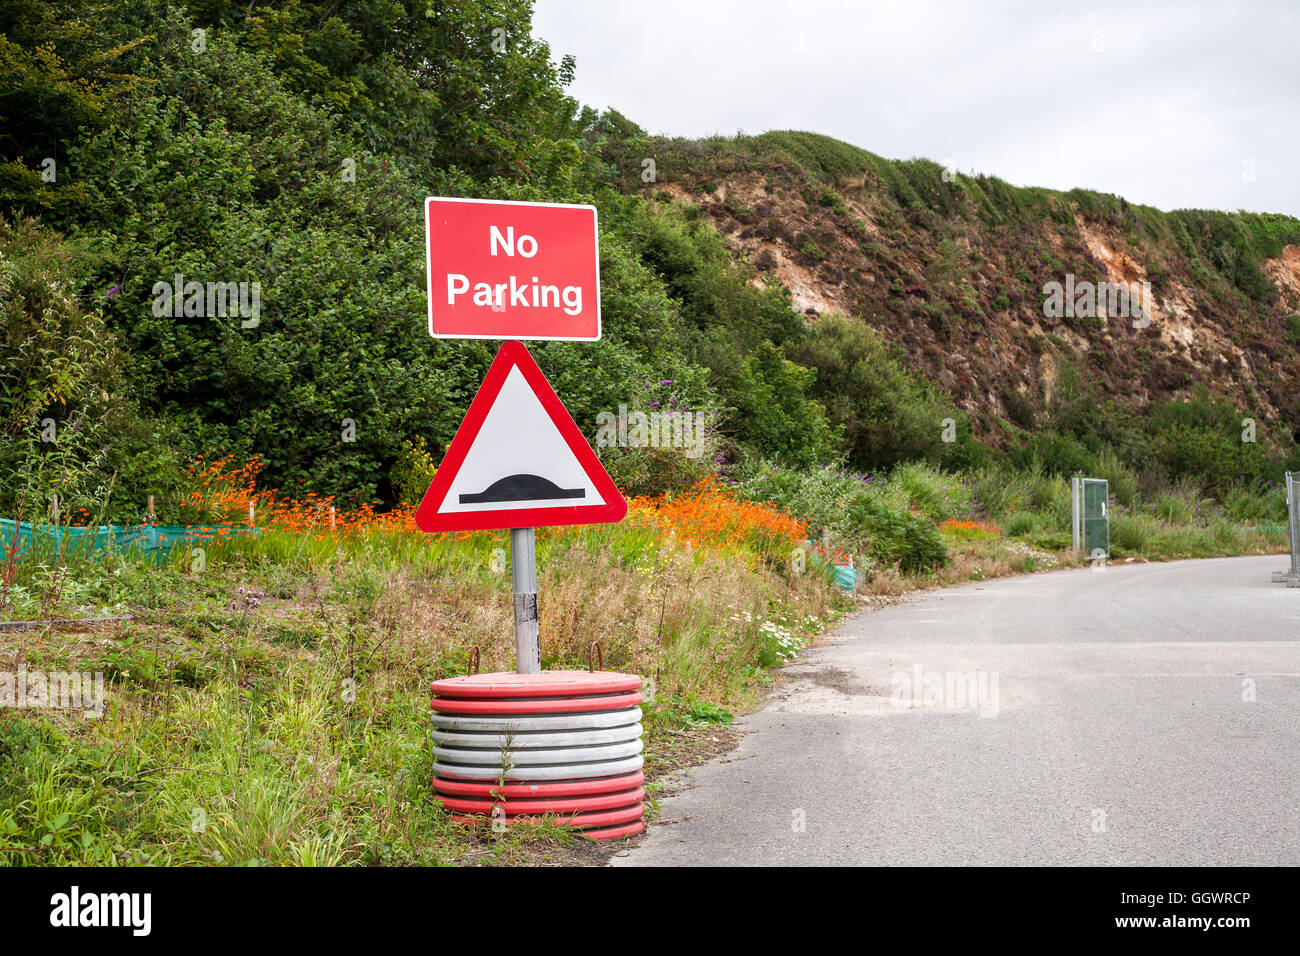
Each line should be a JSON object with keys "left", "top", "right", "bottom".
{"left": 446, "top": 226, "right": 584, "bottom": 316}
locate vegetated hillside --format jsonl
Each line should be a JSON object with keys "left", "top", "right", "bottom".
{"left": 3, "top": 3, "right": 1299, "bottom": 525}
{"left": 599, "top": 124, "right": 1300, "bottom": 444}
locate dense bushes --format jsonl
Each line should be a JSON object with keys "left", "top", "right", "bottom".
{"left": 738, "top": 462, "right": 954, "bottom": 574}
{"left": 1, "top": 4, "right": 893, "bottom": 514}
{"left": 787, "top": 313, "right": 974, "bottom": 471}
{"left": 0, "top": 6, "right": 724, "bottom": 514}
{"left": 0, "top": 215, "right": 195, "bottom": 521}
{"left": 1013, "top": 362, "right": 1297, "bottom": 500}
{"left": 847, "top": 494, "right": 949, "bottom": 573}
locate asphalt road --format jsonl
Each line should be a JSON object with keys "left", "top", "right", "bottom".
{"left": 612, "top": 555, "right": 1300, "bottom": 866}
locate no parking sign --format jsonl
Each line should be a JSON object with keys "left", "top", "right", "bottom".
{"left": 425, "top": 197, "right": 601, "bottom": 341}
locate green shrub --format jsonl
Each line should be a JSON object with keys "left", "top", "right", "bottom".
{"left": 600, "top": 436, "right": 718, "bottom": 498}
{"left": 1222, "top": 481, "right": 1287, "bottom": 522}
{"left": 1152, "top": 486, "right": 1197, "bottom": 524}
{"left": 1149, "top": 425, "right": 1240, "bottom": 495}
{"left": 1006, "top": 510, "right": 1040, "bottom": 537}
{"left": 737, "top": 459, "right": 868, "bottom": 559}
{"left": 798, "top": 239, "right": 827, "bottom": 261}
{"left": 1110, "top": 514, "right": 1153, "bottom": 554}
{"left": 888, "top": 462, "right": 973, "bottom": 522}
{"left": 1093, "top": 446, "right": 1140, "bottom": 508}
{"left": 967, "top": 464, "right": 1068, "bottom": 522}
{"left": 0, "top": 215, "right": 198, "bottom": 522}
{"left": 720, "top": 341, "right": 842, "bottom": 467}
{"left": 847, "top": 494, "right": 949, "bottom": 573}
{"left": 1012, "top": 432, "right": 1094, "bottom": 477}
{"left": 388, "top": 439, "right": 438, "bottom": 506}
{"left": 785, "top": 314, "right": 969, "bottom": 471}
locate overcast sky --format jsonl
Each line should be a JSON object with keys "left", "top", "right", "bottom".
{"left": 532, "top": 0, "right": 1300, "bottom": 218}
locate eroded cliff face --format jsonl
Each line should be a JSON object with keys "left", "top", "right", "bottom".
{"left": 645, "top": 166, "right": 1300, "bottom": 439}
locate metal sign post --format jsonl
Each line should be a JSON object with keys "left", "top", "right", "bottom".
{"left": 1274, "top": 472, "right": 1300, "bottom": 587}
{"left": 1071, "top": 477, "right": 1081, "bottom": 552}
{"left": 511, "top": 526, "right": 540, "bottom": 673}
{"left": 1289, "top": 472, "right": 1299, "bottom": 581}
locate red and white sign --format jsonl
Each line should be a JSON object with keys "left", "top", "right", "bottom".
{"left": 425, "top": 197, "right": 601, "bottom": 341}
{"left": 415, "top": 341, "right": 626, "bottom": 532}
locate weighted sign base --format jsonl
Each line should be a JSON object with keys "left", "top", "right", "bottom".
{"left": 430, "top": 670, "right": 646, "bottom": 840}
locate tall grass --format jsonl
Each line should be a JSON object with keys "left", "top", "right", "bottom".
{"left": 0, "top": 475, "right": 843, "bottom": 866}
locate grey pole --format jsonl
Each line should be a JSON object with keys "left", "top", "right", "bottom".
{"left": 511, "top": 527, "right": 540, "bottom": 673}
{"left": 1071, "top": 477, "right": 1081, "bottom": 552}
{"left": 1289, "top": 473, "right": 1299, "bottom": 578}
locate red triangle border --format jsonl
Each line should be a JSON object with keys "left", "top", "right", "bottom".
{"left": 415, "top": 341, "right": 628, "bottom": 533}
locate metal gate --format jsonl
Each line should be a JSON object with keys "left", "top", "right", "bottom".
{"left": 1072, "top": 476, "right": 1109, "bottom": 558}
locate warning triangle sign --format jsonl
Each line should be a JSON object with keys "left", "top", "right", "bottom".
{"left": 415, "top": 340, "right": 628, "bottom": 532}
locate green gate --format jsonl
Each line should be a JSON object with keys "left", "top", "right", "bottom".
{"left": 1072, "top": 477, "right": 1109, "bottom": 558}
{"left": 1274, "top": 471, "right": 1299, "bottom": 586}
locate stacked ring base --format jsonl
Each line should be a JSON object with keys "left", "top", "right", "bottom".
{"left": 430, "top": 671, "right": 648, "bottom": 840}
{"left": 449, "top": 800, "right": 646, "bottom": 830}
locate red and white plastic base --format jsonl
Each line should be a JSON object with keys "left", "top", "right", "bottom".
{"left": 430, "top": 670, "right": 646, "bottom": 840}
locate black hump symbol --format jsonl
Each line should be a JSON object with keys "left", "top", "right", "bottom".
{"left": 459, "top": 473, "right": 586, "bottom": 504}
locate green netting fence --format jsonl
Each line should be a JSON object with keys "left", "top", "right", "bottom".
{"left": 0, "top": 518, "right": 258, "bottom": 560}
